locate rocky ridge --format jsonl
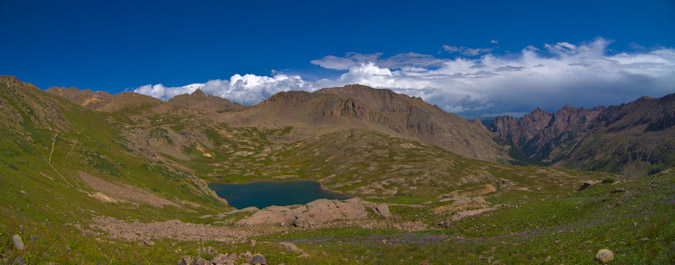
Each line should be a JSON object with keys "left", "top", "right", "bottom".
{"left": 225, "top": 85, "right": 508, "bottom": 162}
{"left": 490, "top": 94, "right": 675, "bottom": 175}
{"left": 490, "top": 104, "right": 606, "bottom": 155}
{"left": 169, "top": 89, "right": 244, "bottom": 113}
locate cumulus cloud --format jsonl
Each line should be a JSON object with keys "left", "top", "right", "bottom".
{"left": 313, "top": 38, "right": 675, "bottom": 116}
{"left": 134, "top": 38, "right": 675, "bottom": 117}
{"left": 134, "top": 73, "right": 313, "bottom": 105}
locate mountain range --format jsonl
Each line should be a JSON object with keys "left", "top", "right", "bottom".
{"left": 490, "top": 94, "right": 674, "bottom": 176}
{"left": 40, "top": 78, "right": 675, "bottom": 176}
{"left": 1, "top": 75, "right": 674, "bottom": 264}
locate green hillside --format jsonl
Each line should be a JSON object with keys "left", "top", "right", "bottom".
{"left": 0, "top": 76, "right": 673, "bottom": 264}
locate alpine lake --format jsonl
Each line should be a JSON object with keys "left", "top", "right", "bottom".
{"left": 209, "top": 180, "right": 350, "bottom": 209}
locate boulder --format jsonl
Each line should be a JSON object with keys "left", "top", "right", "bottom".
{"left": 451, "top": 208, "right": 497, "bottom": 221}
{"left": 294, "top": 199, "right": 368, "bottom": 228}
{"left": 193, "top": 257, "right": 209, "bottom": 265}
{"left": 177, "top": 256, "right": 193, "bottom": 265}
{"left": 279, "top": 242, "right": 302, "bottom": 253}
{"left": 595, "top": 249, "right": 614, "bottom": 263}
{"left": 252, "top": 254, "right": 266, "bottom": 264}
{"left": 578, "top": 180, "right": 601, "bottom": 191}
{"left": 12, "top": 235, "right": 24, "bottom": 250}
{"left": 210, "top": 253, "right": 230, "bottom": 265}
{"left": 611, "top": 188, "right": 626, "bottom": 194}
{"left": 375, "top": 204, "right": 392, "bottom": 217}
{"left": 143, "top": 239, "right": 154, "bottom": 246}
{"left": 239, "top": 199, "right": 368, "bottom": 227}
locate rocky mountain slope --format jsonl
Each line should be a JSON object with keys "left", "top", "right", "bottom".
{"left": 47, "top": 83, "right": 509, "bottom": 162}
{"left": 3, "top": 75, "right": 674, "bottom": 264}
{"left": 490, "top": 94, "right": 674, "bottom": 176}
{"left": 46, "top": 86, "right": 163, "bottom": 112}
{"left": 168, "top": 89, "right": 244, "bottom": 113}
{"left": 224, "top": 85, "right": 508, "bottom": 162}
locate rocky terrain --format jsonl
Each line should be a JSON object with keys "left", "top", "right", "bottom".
{"left": 491, "top": 95, "right": 674, "bottom": 176}
{"left": 491, "top": 105, "right": 606, "bottom": 153}
{"left": 223, "top": 85, "right": 509, "bottom": 162}
{"left": 169, "top": 89, "right": 244, "bottom": 113}
{"left": 1, "top": 76, "right": 674, "bottom": 264}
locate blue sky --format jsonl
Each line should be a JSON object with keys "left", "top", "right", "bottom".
{"left": 1, "top": 0, "right": 674, "bottom": 117}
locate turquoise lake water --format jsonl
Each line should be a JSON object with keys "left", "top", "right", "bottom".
{"left": 208, "top": 180, "right": 349, "bottom": 209}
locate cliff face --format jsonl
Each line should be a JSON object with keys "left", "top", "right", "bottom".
{"left": 491, "top": 105, "right": 606, "bottom": 151}
{"left": 490, "top": 94, "right": 674, "bottom": 176}
{"left": 564, "top": 94, "right": 675, "bottom": 176}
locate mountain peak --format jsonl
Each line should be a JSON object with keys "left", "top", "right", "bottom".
{"left": 227, "top": 84, "right": 508, "bottom": 162}
{"left": 169, "top": 90, "right": 243, "bottom": 112}
{"left": 531, "top": 107, "right": 548, "bottom": 114}
{"left": 191, "top": 89, "right": 206, "bottom": 98}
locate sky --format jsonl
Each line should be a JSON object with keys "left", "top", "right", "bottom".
{"left": 1, "top": 0, "right": 674, "bottom": 117}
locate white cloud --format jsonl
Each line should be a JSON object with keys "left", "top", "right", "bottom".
{"left": 134, "top": 38, "right": 675, "bottom": 117}
{"left": 133, "top": 73, "right": 313, "bottom": 105}
{"left": 312, "top": 38, "right": 675, "bottom": 116}
{"left": 490, "top": 39, "right": 499, "bottom": 44}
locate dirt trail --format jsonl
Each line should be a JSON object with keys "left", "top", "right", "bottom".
{"left": 48, "top": 133, "right": 77, "bottom": 188}
{"left": 62, "top": 131, "right": 82, "bottom": 188}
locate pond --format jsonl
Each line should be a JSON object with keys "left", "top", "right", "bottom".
{"left": 209, "top": 180, "right": 349, "bottom": 209}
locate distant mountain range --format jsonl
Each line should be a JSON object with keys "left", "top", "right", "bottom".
{"left": 490, "top": 94, "right": 674, "bottom": 176}
{"left": 2, "top": 75, "right": 599, "bottom": 206}
{"left": 22, "top": 76, "right": 675, "bottom": 176}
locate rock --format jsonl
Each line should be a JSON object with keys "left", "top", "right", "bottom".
{"left": 250, "top": 239, "right": 256, "bottom": 246}
{"left": 13, "top": 257, "right": 26, "bottom": 265}
{"left": 611, "top": 188, "right": 626, "bottom": 194}
{"left": 194, "top": 257, "right": 209, "bottom": 265}
{"left": 239, "top": 198, "right": 369, "bottom": 226}
{"left": 211, "top": 253, "right": 229, "bottom": 265}
{"left": 240, "top": 251, "right": 253, "bottom": 263}
{"left": 177, "top": 256, "right": 193, "bottom": 265}
{"left": 595, "top": 249, "right": 614, "bottom": 263}
{"left": 198, "top": 246, "right": 214, "bottom": 254}
{"left": 143, "top": 239, "right": 155, "bottom": 246}
{"left": 12, "top": 234, "right": 24, "bottom": 250}
{"left": 30, "top": 235, "right": 38, "bottom": 241}
{"left": 65, "top": 245, "right": 71, "bottom": 252}
{"left": 20, "top": 190, "right": 26, "bottom": 194}
{"left": 438, "top": 220, "right": 451, "bottom": 228}
{"left": 451, "top": 207, "right": 498, "bottom": 221}
{"left": 252, "top": 254, "right": 266, "bottom": 264}
{"left": 375, "top": 204, "right": 392, "bottom": 217}
{"left": 279, "top": 242, "right": 302, "bottom": 253}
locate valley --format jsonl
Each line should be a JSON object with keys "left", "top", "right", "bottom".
{"left": 0, "top": 76, "right": 673, "bottom": 264}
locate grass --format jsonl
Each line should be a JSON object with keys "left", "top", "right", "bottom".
{"left": 1, "top": 78, "right": 673, "bottom": 264}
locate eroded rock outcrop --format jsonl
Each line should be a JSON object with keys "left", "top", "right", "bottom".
{"left": 237, "top": 198, "right": 380, "bottom": 227}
